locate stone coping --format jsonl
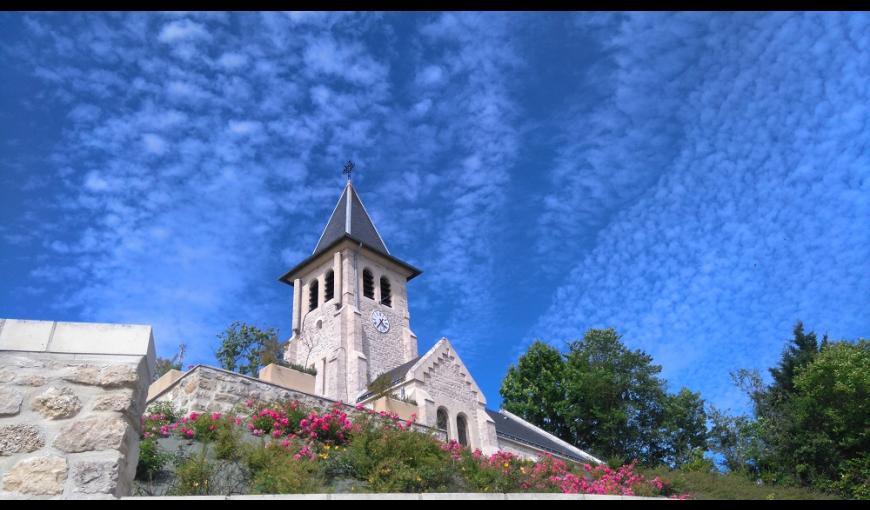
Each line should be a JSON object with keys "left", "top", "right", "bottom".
{"left": 0, "top": 318, "right": 156, "bottom": 380}
{"left": 124, "top": 493, "right": 670, "bottom": 500}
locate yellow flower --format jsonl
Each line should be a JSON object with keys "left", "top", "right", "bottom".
{"left": 503, "top": 462, "right": 510, "bottom": 468}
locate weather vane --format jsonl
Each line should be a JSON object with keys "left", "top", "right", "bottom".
{"left": 342, "top": 160, "right": 354, "bottom": 182}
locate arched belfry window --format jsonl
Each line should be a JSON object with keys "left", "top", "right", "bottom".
{"left": 309, "top": 279, "right": 319, "bottom": 311}
{"left": 436, "top": 407, "right": 449, "bottom": 434}
{"left": 380, "top": 276, "right": 392, "bottom": 307}
{"left": 325, "top": 270, "right": 334, "bottom": 302}
{"left": 362, "top": 269, "right": 374, "bottom": 299}
{"left": 456, "top": 414, "right": 469, "bottom": 447}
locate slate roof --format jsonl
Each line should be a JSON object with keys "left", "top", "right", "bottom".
{"left": 314, "top": 181, "right": 389, "bottom": 258}
{"left": 279, "top": 181, "right": 422, "bottom": 284}
{"left": 485, "top": 409, "right": 591, "bottom": 463}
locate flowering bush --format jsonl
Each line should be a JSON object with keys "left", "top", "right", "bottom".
{"left": 137, "top": 399, "right": 689, "bottom": 498}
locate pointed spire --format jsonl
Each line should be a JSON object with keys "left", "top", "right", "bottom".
{"left": 312, "top": 181, "right": 390, "bottom": 257}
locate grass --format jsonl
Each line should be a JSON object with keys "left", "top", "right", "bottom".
{"left": 638, "top": 468, "right": 842, "bottom": 500}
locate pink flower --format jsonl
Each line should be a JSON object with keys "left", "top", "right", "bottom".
{"left": 143, "top": 432, "right": 152, "bottom": 439}
{"left": 211, "top": 412, "right": 221, "bottom": 421}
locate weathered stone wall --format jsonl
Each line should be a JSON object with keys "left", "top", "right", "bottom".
{"left": 150, "top": 365, "right": 445, "bottom": 440}
{"left": 0, "top": 319, "right": 155, "bottom": 499}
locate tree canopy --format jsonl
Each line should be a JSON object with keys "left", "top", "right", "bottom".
{"left": 214, "top": 321, "right": 286, "bottom": 377}
{"left": 500, "top": 328, "right": 707, "bottom": 467}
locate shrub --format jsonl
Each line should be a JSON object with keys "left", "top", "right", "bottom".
{"left": 135, "top": 437, "right": 172, "bottom": 481}
{"left": 170, "top": 445, "right": 216, "bottom": 496}
{"left": 245, "top": 443, "right": 325, "bottom": 494}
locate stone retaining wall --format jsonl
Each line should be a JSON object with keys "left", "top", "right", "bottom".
{"left": 149, "top": 365, "right": 446, "bottom": 440}
{"left": 0, "top": 319, "right": 155, "bottom": 499}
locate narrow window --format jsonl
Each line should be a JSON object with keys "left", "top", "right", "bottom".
{"left": 309, "top": 279, "right": 319, "bottom": 310}
{"left": 325, "top": 270, "right": 334, "bottom": 302}
{"left": 380, "top": 276, "right": 392, "bottom": 307}
{"left": 457, "top": 414, "right": 469, "bottom": 447}
{"left": 362, "top": 269, "right": 374, "bottom": 299}
{"left": 437, "top": 407, "right": 449, "bottom": 433}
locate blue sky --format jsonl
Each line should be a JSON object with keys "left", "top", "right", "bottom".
{"left": 1, "top": 12, "right": 868, "bottom": 417}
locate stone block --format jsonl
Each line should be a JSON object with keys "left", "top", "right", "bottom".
{"left": 32, "top": 386, "right": 82, "bottom": 420}
{"left": 92, "top": 391, "right": 135, "bottom": 413}
{"left": 53, "top": 416, "right": 129, "bottom": 453}
{"left": 0, "top": 424, "right": 44, "bottom": 455}
{"left": 70, "top": 457, "right": 121, "bottom": 495}
{"left": 15, "top": 374, "right": 47, "bottom": 386}
{"left": 258, "top": 363, "right": 316, "bottom": 394}
{"left": 0, "top": 319, "right": 54, "bottom": 352}
{"left": 62, "top": 364, "right": 138, "bottom": 388}
{"left": 2, "top": 455, "right": 68, "bottom": 496}
{"left": 0, "top": 387, "right": 23, "bottom": 416}
{"left": 146, "top": 369, "right": 184, "bottom": 401}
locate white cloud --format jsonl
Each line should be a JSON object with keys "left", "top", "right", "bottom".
{"left": 158, "top": 19, "right": 210, "bottom": 44}
{"left": 141, "top": 133, "right": 168, "bottom": 155}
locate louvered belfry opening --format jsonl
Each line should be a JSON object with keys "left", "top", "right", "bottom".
{"left": 380, "top": 276, "right": 392, "bottom": 307}
{"left": 309, "top": 279, "right": 319, "bottom": 310}
{"left": 363, "top": 269, "right": 375, "bottom": 299}
{"left": 324, "top": 270, "right": 334, "bottom": 302}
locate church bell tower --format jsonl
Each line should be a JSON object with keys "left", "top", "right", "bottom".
{"left": 279, "top": 177, "right": 422, "bottom": 402}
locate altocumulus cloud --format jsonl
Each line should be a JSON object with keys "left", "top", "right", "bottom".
{"left": 0, "top": 12, "right": 866, "bottom": 413}
{"left": 531, "top": 12, "right": 870, "bottom": 412}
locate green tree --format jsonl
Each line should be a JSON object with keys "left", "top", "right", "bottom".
{"left": 499, "top": 341, "right": 569, "bottom": 441}
{"left": 787, "top": 340, "right": 869, "bottom": 497}
{"left": 721, "top": 321, "right": 868, "bottom": 499}
{"left": 658, "top": 388, "right": 708, "bottom": 468}
{"left": 500, "top": 328, "right": 707, "bottom": 467}
{"left": 214, "top": 322, "right": 286, "bottom": 377}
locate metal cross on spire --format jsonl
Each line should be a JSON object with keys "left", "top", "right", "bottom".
{"left": 342, "top": 160, "right": 354, "bottom": 182}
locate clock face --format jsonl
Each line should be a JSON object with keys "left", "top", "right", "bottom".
{"left": 371, "top": 310, "right": 390, "bottom": 333}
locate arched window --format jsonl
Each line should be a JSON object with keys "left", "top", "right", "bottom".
{"left": 324, "top": 270, "right": 334, "bottom": 302}
{"left": 309, "top": 279, "right": 319, "bottom": 310}
{"left": 436, "top": 407, "right": 449, "bottom": 434}
{"left": 456, "top": 414, "right": 469, "bottom": 447}
{"left": 362, "top": 269, "right": 374, "bottom": 299}
{"left": 380, "top": 276, "right": 392, "bottom": 307}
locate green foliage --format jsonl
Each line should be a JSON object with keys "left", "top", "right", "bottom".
{"left": 340, "top": 413, "right": 453, "bottom": 492}
{"left": 135, "top": 437, "right": 173, "bottom": 481}
{"left": 636, "top": 466, "right": 840, "bottom": 500}
{"left": 286, "top": 361, "right": 317, "bottom": 376}
{"left": 245, "top": 444, "right": 326, "bottom": 494}
{"left": 214, "top": 321, "right": 285, "bottom": 376}
{"left": 170, "top": 445, "right": 216, "bottom": 495}
{"left": 716, "top": 322, "right": 868, "bottom": 499}
{"left": 500, "top": 329, "right": 707, "bottom": 467}
{"left": 145, "top": 401, "right": 180, "bottom": 423}
{"left": 154, "top": 343, "right": 186, "bottom": 379}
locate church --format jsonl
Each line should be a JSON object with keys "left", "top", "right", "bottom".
{"left": 278, "top": 177, "right": 600, "bottom": 464}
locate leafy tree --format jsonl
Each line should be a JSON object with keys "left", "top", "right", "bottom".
{"left": 214, "top": 322, "right": 286, "bottom": 377}
{"left": 501, "top": 328, "right": 707, "bottom": 467}
{"left": 499, "top": 341, "right": 569, "bottom": 441}
{"left": 658, "top": 389, "right": 708, "bottom": 468}
{"left": 155, "top": 343, "right": 186, "bottom": 379}
{"left": 787, "top": 340, "right": 868, "bottom": 496}
{"left": 721, "top": 321, "right": 868, "bottom": 499}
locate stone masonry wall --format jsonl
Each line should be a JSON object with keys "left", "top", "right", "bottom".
{"left": 150, "top": 365, "right": 445, "bottom": 441}
{"left": 0, "top": 319, "right": 155, "bottom": 500}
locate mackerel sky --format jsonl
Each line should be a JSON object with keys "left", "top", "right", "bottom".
{"left": 1, "top": 12, "right": 868, "bottom": 415}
